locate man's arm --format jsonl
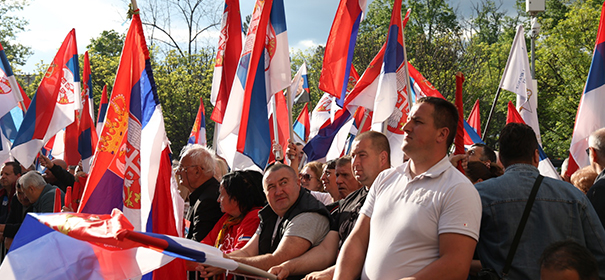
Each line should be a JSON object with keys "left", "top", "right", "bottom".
{"left": 50, "top": 165, "right": 75, "bottom": 189}
{"left": 230, "top": 235, "right": 312, "bottom": 271}
{"left": 333, "top": 214, "right": 370, "bottom": 280}
{"left": 268, "top": 231, "right": 339, "bottom": 279}
{"left": 406, "top": 233, "right": 476, "bottom": 280}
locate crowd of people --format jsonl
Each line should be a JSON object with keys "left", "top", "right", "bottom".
{"left": 1, "top": 96, "right": 605, "bottom": 280}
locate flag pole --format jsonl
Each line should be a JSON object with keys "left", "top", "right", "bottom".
{"left": 271, "top": 97, "right": 283, "bottom": 161}
{"left": 482, "top": 87, "right": 501, "bottom": 141}
{"left": 131, "top": 0, "right": 138, "bottom": 11}
{"left": 286, "top": 88, "right": 294, "bottom": 142}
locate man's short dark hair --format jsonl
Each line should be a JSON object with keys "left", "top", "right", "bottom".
{"left": 221, "top": 170, "right": 267, "bottom": 215}
{"left": 325, "top": 159, "right": 337, "bottom": 170}
{"left": 471, "top": 143, "right": 497, "bottom": 163}
{"left": 498, "top": 123, "right": 539, "bottom": 167}
{"left": 540, "top": 240, "right": 598, "bottom": 280}
{"left": 4, "top": 161, "right": 22, "bottom": 176}
{"left": 354, "top": 131, "right": 391, "bottom": 165}
{"left": 417, "top": 97, "right": 458, "bottom": 148}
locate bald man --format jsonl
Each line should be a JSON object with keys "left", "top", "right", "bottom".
{"left": 39, "top": 155, "right": 75, "bottom": 192}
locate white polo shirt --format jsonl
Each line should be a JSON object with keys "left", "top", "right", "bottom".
{"left": 360, "top": 155, "right": 481, "bottom": 280}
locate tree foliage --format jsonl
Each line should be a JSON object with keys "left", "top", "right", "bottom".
{"left": 0, "top": 0, "right": 32, "bottom": 67}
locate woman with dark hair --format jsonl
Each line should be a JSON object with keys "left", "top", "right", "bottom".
{"left": 201, "top": 170, "right": 266, "bottom": 253}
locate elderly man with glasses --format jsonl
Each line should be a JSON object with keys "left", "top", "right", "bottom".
{"left": 176, "top": 144, "right": 223, "bottom": 242}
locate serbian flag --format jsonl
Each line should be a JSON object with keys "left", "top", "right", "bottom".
{"left": 304, "top": 63, "right": 360, "bottom": 162}
{"left": 309, "top": 93, "right": 334, "bottom": 139}
{"left": 290, "top": 62, "right": 310, "bottom": 106}
{"left": 217, "top": 0, "right": 291, "bottom": 170}
{"left": 12, "top": 29, "right": 81, "bottom": 168}
{"left": 567, "top": 1, "right": 605, "bottom": 177}
{"left": 96, "top": 84, "right": 108, "bottom": 136}
{"left": 0, "top": 42, "right": 22, "bottom": 119}
{"left": 78, "top": 12, "right": 185, "bottom": 279}
{"left": 63, "top": 115, "right": 81, "bottom": 166}
{"left": 0, "top": 42, "right": 25, "bottom": 161}
{"left": 319, "top": 0, "right": 367, "bottom": 99}
{"left": 293, "top": 103, "right": 310, "bottom": 142}
{"left": 78, "top": 89, "right": 98, "bottom": 173}
{"left": 464, "top": 99, "right": 481, "bottom": 145}
{"left": 372, "top": 1, "right": 408, "bottom": 127}
{"left": 210, "top": 0, "right": 243, "bottom": 124}
{"left": 0, "top": 210, "right": 242, "bottom": 279}
{"left": 408, "top": 62, "right": 445, "bottom": 99}
{"left": 188, "top": 97, "right": 207, "bottom": 146}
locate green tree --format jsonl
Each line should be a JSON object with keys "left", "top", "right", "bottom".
{"left": 0, "top": 0, "right": 32, "bottom": 67}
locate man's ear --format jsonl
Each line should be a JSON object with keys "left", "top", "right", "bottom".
{"left": 436, "top": 127, "right": 449, "bottom": 144}
{"left": 533, "top": 149, "right": 540, "bottom": 167}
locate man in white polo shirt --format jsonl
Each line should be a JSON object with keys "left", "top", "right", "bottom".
{"left": 334, "top": 96, "right": 482, "bottom": 280}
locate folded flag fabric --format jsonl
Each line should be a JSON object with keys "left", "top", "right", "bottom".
{"left": 0, "top": 209, "right": 239, "bottom": 280}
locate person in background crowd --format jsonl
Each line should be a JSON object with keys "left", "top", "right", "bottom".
{"left": 0, "top": 162, "right": 22, "bottom": 224}
{"left": 38, "top": 155, "right": 75, "bottom": 192}
{"left": 197, "top": 164, "right": 330, "bottom": 279}
{"left": 320, "top": 160, "right": 339, "bottom": 202}
{"left": 571, "top": 166, "right": 598, "bottom": 194}
{"left": 587, "top": 127, "right": 605, "bottom": 227}
{"left": 477, "top": 123, "right": 605, "bottom": 279}
{"left": 300, "top": 162, "right": 324, "bottom": 192}
{"left": 20, "top": 171, "right": 64, "bottom": 213}
{"left": 176, "top": 144, "right": 223, "bottom": 242}
{"left": 214, "top": 156, "right": 230, "bottom": 182}
{"left": 464, "top": 161, "right": 499, "bottom": 184}
{"left": 334, "top": 156, "right": 362, "bottom": 201}
{"left": 540, "top": 240, "right": 599, "bottom": 280}
{"left": 3, "top": 181, "right": 31, "bottom": 250}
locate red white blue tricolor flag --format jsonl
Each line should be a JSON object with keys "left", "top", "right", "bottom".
{"left": 0, "top": 42, "right": 25, "bottom": 161}
{"left": 210, "top": 0, "right": 243, "bottom": 124}
{"left": 217, "top": 0, "right": 291, "bottom": 171}
{"left": 188, "top": 97, "right": 207, "bottom": 146}
{"left": 319, "top": 0, "right": 367, "bottom": 100}
{"left": 12, "top": 29, "right": 81, "bottom": 167}
{"left": 567, "top": 1, "right": 605, "bottom": 177}
{"left": 77, "top": 11, "right": 184, "bottom": 279}
{"left": 0, "top": 42, "right": 22, "bottom": 119}
{"left": 78, "top": 54, "right": 99, "bottom": 173}
{"left": 0, "top": 210, "right": 237, "bottom": 279}
{"left": 96, "top": 85, "right": 108, "bottom": 136}
{"left": 293, "top": 103, "right": 311, "bottom": 142}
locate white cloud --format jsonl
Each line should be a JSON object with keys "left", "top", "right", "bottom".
{"left": 291, "top": 39, "right": 319, "bottom": 51}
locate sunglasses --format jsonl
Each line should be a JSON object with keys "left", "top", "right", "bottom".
{"left": 299, "top": 173, "right": 314, "bottom": 181}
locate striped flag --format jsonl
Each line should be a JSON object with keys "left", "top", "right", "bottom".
{"left": 12, "top": 29, "right": 81, "bottom": 167}
{"left": 293, "top": 103, "right": 311, "bottom": 142}
{"left": 216, "top": 0, "right": 291, "bottom": 171}
{"left": 96, "top": 84, "right": 108, "bottom": 136}
{"left": 188, "top": 97, "right": 207, "bottom": 146}
{"left": 566, "top": 1, "right": 605, "bottom": 177}
{"left": 210, "top": 0, "right": 244, "bottom": 124}
{"left": 319, "top": 0, "right": 367, "bottom": 99}
{"left": 77, "top": 11, "right": 185, "bottom": 279}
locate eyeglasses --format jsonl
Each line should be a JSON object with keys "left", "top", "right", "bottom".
{"left": 176, "top": 165, "right": 199, "bottom": 173}
{"left": 299, "top": 173, "right": 314, "bottom": 181}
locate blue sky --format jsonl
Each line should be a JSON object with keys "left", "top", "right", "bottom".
{"left": 13, "top": 0, "right": 516, "bottom": 73}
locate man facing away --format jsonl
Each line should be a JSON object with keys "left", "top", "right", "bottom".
{"left": 198, "top": 164, "right": 330, "bottom": 279}
{"left": 476, "top": 123, "right": 605, "bottom": 279}
{"left": 334, "top": 97, "right": 481, "bottom": 280}
{"left": 587, "top": 127, "right": 605, "bottom": 227}
{"left": 269, "top": 131, "right": 392, "bottom": 280}
{"left": 176, "top": 144, "right": 223, "bottom": 242}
